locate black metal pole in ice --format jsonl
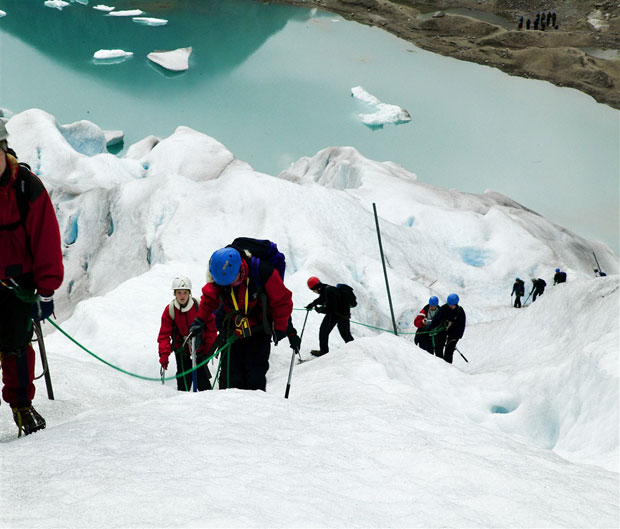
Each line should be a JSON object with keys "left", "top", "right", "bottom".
{"left": 373, "top": 203, "right": 398, "bottom": 336}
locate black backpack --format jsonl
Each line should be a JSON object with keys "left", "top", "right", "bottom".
{"left": 227, "top": 237, "right": 286, "bottom": 289}
{"left": 336, "top": 283, "right": 357, "bottom": 308}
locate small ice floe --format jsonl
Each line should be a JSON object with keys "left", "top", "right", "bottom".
{"left": 93, "top": 5, "right": 115, "bottom": 12}
{"left": 351, "top": 86, "right": 411, "bottom": 129}
{"left": 0, "top": 10, "right": 6, "bottom": 17}
{"left": 147, "top": 47, "right": 192, "bottom": 71}
{"left": 108, "top": 9, "right": 144, "bottom": 17}
{"left": 93, "top": 49, "right": 134, "bottom": 64}
{"left": 133, "top": 17, "right": 168, "bottom": 26}
{"left": 44, "top": 1, "right": 70, "bottom": 10}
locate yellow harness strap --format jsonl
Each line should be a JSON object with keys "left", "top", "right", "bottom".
{"left": 230, "top": 278, "right": 251, "bottom": 337}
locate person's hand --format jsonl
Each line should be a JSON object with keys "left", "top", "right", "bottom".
{"left": 273, "top": 329, "right": 287, "bottom": 345}
{"left": 159, "top": 354, "right": 169, "bottom": 370}
{"left": 31, "top": 294, "right": 54, "bottom": 321}
{"left": 288, "top": 333, "right": 302, "bottom": 350}
{"left": 189, "top": 318, "right": 205, "bottom": 338}
{"left": 304, "top": 303, "right": 314, "bottom": 310}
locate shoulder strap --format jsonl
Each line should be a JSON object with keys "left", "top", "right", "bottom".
{"left": 168, "top": 300, "right": 175, "bottom": 320}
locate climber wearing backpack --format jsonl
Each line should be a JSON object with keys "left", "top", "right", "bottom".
{"left": 529, "top": 277, "right": 546, "bottom": 302}
{"left": 511, "top": 278, "right": 525, "bottom": 308}
{"left": 157, "top": 276, "right": 217, "bottom": 391}
{"left": 426, "top": 293, "right": 466, "bottom": 364}
{"left": 553, "top": 268, "right": 567, "bottom": 285}
{"left": 190, "top": 239, "right": 298, "bottom": 391}
{"left": 305, "top": 276, "right": 355, "bottom": 357}
{"left": 414, "top": 296, "right": 441, "bottom": 354}
{"left": 0, "top": 120, "right": 64, "bottom": 436}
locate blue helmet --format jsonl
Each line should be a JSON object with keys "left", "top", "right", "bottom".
{"left": 428, "top": 296, "right": 439, "bottom": 307}
{"left": 555, "top": 268, "right": 560, "bottom": 272}
{"left": 447, "top": 293, "right": 459, "bottom": 305}
{"left": 209, "top": 248, "right": 241, "bottom": 285}
{"left": 515, "top": 277, "right": 521, "bottom": 282}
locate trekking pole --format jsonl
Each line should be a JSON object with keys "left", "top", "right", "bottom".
{"left": 160, "top": 367, "right": 165, "bottom": 385}
{"left": 523, "top": 292, "right": 532, "bottom": 306}
{"left": 455, "top": 346, "right": 469, "bottom": 363}
{"left": 284, "top": 346, "right": 299, "bottom": 399}
{"left": 190, "top": 337, "right": 198, "bottom": 392}
{"left": 296, "top": 309, "right": 310, "bottom": 363}
{"left": 34, "top": 320, "right": 54, "bottom": 400}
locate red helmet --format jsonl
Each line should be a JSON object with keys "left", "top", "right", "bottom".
{"left": 307, "top": 276, "right": 320, "bottom": 290}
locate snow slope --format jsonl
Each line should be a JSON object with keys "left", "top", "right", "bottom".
{"left": 0, "top": 109, "right": 618, "bottom": 528}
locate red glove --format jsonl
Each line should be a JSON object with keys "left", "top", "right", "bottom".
{"left": 159, "top": 354, "right": 169, "bottom": 370}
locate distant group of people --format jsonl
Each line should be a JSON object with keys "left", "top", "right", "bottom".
{"left": 518, "top": 11, "right": 558, "bottom": 31}
{"left": 413, "top": 294, "right": 466, "bottom": 364}
{"left": 510, "top": 268, "right": 566, "bottom": 308}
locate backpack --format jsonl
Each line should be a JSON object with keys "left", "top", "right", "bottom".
{"left": 0, "top": 163, "right": 32, "bottom": 233}
{"left": 168, "top": 297, "right": 199, "bottom": 321}
{"left": 336, "top": 283, "right": 357, "bottom": 308}
{"left": 228, "top": 237, "right": 286, "bottom": 289}
{"left": 559, "top": 272, "right": 567, "bottom": 283}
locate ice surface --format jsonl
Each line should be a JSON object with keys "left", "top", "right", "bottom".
{"left": 351, "top": 85, "right": 412, "bottom": 128}
{"left": 147, "top": 47, "right": 192, "bottom": 71}
{"left": 1, "top": 108, "right": 618, "bottom": 528}
{"left": 103, "top": 130, "right": 124, "bottom": 147}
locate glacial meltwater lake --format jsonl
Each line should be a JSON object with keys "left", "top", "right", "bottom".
{"left": 0, "top": 0, "right": 618, "bottom": 251}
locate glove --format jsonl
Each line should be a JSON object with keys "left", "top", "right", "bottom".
{"left": 304, "top": 302, "right": 315, "bottom": 311}
{"left": 31, "top": 294, "right": 54, "bottom": 321}
{"left": 188, "top": 317, "right": 205, "bottom": 338}
{"left": 288, "top": 333, "right": 301, "bottom": 351}
{"left": 273, "top": 329, "right": 287, "bottom": 345}
{"left": 159, "top": 354, "right": 169, "bottom": 370}
{"left": 315, "top": 306, "right": 327, "bottom": 314}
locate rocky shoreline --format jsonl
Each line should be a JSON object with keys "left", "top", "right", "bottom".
{"left": 265, "top": 0, "right": 620, "bottom": 109}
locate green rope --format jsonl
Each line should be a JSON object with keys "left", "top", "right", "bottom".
{"left": 46, "top": 318, "right": 235, "bottom": 382}
{"left": 292, "top": 307, "right": 442, "bottom": 336}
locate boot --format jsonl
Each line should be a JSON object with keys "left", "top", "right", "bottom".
{"left": 12, "top": 406, "right": 46, "bottom": 437}
{"left": 310, "top": 349, "right": 328, "bottom": 357}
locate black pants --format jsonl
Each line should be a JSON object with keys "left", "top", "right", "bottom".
{"left": 174, "top": 351, "right": 211, "bottom": 391}
{"left": 0, "top": 285, "right": 36, "bottom": 407}
{"left": 431, "top": 332, "right": 458, "bottom": 363}
{"left": 319, "top": 313, "right": 353, "bottom": 354}
{"left": 219, "top": 332, "right": 271, "bottom": 391}
{"left": 415, "top": 332, "right": 435, "bottom": 355}
{"left": 514, "top": 295, "right": 521, "bottom": 308}
{"left": 532, "top": 288, "right": 544, "bottom": 301}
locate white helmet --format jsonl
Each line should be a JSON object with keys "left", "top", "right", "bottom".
{"left": 171, "top": 276, "right": 192, "bottom": 291}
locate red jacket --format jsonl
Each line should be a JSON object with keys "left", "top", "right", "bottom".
{"left": 197, "top": 261, "right": 293, "bottom": 337}
{"left": 0, "top": 154, "right": 63, "bottom": 295}
{"left": 157, "top": 299, "right": 217, "bottom": 359}
{"left": 414, "top": 304, "right": 437, "bottom": 329}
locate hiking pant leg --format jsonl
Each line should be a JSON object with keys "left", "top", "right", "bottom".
{"left": 514, "top": 296, "right": 521, "bottom": 308}
{"left": 0, "top": 289, "right": 36, "bottom": 407}
{"left": 433, "top": 332, "right": 446, "bottom": 360}
{"left": 196, "top": 355, "right": 212, "bottom": 391}
{"left": 174, "top": 351, "right": 192, "bottom": 391}
{"left": 241, "top": 333, "right": 271, "bottom": 391}
{"left": 220, "top": 340, "right": 245, "bottom": 390}
{"left": 319, "top": 314, "right": 338, "bottom": 353}
{"left": 337, "top": 318, "right": 354, "bottom": 343}
{"left": 444, "top": 339, "right": 457, "bottom": 364}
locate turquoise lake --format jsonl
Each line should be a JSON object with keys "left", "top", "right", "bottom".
{"left": 0, "top": 0, "right": 618, "bottom": 251}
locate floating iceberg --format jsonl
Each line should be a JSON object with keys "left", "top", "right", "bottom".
{"left": 351, "top": 86, "right": 411, "bottom": 129}
{"left": 0, "top": 10, "right": 6, "bottom": 17}
{"left": 108, "top": 9, "right": 144, "bottom": 17}
{"left": 93, "top": 4, "right": 115, "bottom": 12}
{"left": 44, "top": 0, "right": 70, "bottom": 10}
{"left": 133, "top": 17, "right": 168, "bottom": 26}
{"left": 93, "top": 49, "right": 134, "bottom": 61}
{"left": 147, "top": 47, "right": 192, "bottom": 72}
